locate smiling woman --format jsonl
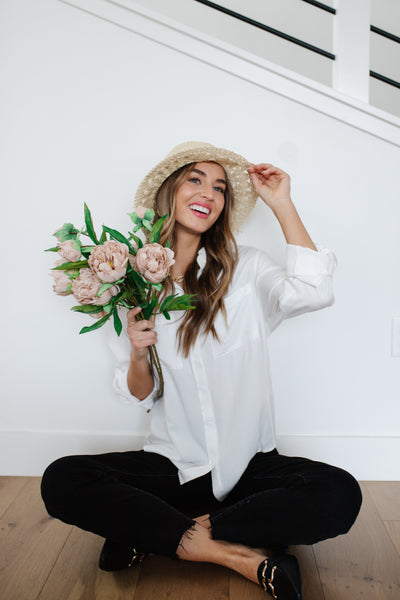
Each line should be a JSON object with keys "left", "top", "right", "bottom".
{"left": 174, "top": 162, "right": 227, "bottom": 230}
{"left": 41, "top": 141, "right": 362, "bottom": 600}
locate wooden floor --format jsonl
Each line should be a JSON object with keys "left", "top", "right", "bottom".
{"left": 1, "top": 478, "right": 400, "bottom": 600}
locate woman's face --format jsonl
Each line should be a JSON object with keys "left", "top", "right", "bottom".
{"left": 174, "top": 162, "right": 226, "bottom": 237}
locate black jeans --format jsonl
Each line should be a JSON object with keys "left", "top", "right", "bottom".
{"left": 41, "top": 449, "right": 362, "bottom": 558}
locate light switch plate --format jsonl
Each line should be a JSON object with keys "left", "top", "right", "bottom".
{"left": 391, "top": 317, "right": 400, "bottom": 357}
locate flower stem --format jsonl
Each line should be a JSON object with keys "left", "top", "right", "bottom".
{"left": 126, "top": 282, "right": 164, "bottom": 400}
{"left": 148, "top": 345, "right": 164, "bottom": 399}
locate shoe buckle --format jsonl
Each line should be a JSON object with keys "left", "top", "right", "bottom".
{"left": 261, "top": 562, "right": 278, "bottom": 599}
{"left": 268, "top": 565, "right": 278, "bottom": 599}
{"left": 128, "top": 548, "right": 146, "bottom": 567}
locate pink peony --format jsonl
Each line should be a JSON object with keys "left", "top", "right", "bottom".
{"left": 135, "top": 205, "right": 148, "bottom": 219}
{"left": 50, "top": 270, "right": 71, "bottom": 295}
{"left": 135, "top": 243, "right": 175, "bottom": 284}
{"left": 88, "top": 241, "right": 129, "bottom": 283}
{"left": 58, "top": 240, "right": 81, "bottom": 262}
{"left": 72, "top": 268, "right": 118, "bottom": 305}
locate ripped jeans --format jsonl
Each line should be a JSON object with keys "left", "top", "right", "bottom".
{"left": 41, "top": 449, "right": 362, "bottom": 558}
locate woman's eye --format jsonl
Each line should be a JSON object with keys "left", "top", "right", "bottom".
{"left": 189, "top": 177, "right": 200, "bottom": 184}
{"left": 214, "top": 186, "right": 225, "bottom": 193}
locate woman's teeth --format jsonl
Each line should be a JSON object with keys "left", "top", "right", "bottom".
{"left": 189, "top": 204, "right": 210, "bottom": 215}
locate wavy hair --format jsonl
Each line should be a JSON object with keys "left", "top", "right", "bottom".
{"left": 152, "top": 162, "right": 238, "bottom": 357}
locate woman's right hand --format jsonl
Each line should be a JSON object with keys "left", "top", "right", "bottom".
{"left": 127, "top": 306, "right": 158, "bottom": 362}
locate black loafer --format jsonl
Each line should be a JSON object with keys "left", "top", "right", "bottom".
{"left": 257, "top": 553, "right": 302, "bottom": 599}
{"left": 99, "top": 539, "right": 147, "bottom": 572}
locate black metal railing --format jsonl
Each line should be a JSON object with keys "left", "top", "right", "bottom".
{"left": 193, "top": 0, "right": 400, "bottom": 90}
{"left": 300, "top": 0, "right": 335, "bottom": 15}
{"left": 193, "top": 0, "right": 335, "bottom": 59}
{"left": 370, "top": 25, "right": 400, "bottom": 89}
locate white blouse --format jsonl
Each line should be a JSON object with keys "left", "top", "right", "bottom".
{"left": 108, "top": 244, "right": 337, "bottom": 501}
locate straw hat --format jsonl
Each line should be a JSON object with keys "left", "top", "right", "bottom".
{"left": 134, "top": 141, "right": 258, "bottom": 232}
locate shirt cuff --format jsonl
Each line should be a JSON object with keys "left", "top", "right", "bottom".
{"left": 286, "top": 244, "right": 337, "bottom": 287}
{"left": 113, "top": 363, "right": 157, "bottom": 411}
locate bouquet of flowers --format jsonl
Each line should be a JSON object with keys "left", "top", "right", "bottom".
{"left": 46, "top": 204, "right": 196, "bottom": 399}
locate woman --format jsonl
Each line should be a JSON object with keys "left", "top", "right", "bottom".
{"left": 41, "top": 142, "right": 362, "bottom": 600}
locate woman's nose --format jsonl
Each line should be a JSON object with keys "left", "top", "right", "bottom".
{"left": 201, "top": 186, "right": 214, "bottom": 200}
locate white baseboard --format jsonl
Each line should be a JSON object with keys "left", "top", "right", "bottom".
{"left": 1, "top": 431, "right": 399, "bottom": 479}
{"left": 0, "top": 431, "right": 146, "bottom": 476}
{"left": 276, "top": 434, "right": 400, "bottom": 480}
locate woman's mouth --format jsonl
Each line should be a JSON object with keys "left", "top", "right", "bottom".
{"left": 189, "top": 203, "right": 211, "bottom": 219}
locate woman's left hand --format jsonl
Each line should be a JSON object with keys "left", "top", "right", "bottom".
{"left": 248, "top": 163, "right": 291, "bottom": 211}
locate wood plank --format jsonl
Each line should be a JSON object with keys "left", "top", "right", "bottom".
{"left": 229, "top": 569, "right": 268, "bottom": 599}
{"left": 292, "top": 546, "right": 325, "bottom": 600}
{"left": 313, "top": 482, "right": 400, "bottom": 600}
{"left": 37, "top": 527, "right": 141, "bottom": 600}
{"left": 133, "top": 556, "right": 230, "bottom": 600}
{"left": 0, "top": 477, "right": 72, "bottom": 600}
{"left": 366, "top": 482, "right": 400, "bottom": 520}
{"left": 384, "top": 521, "right": 400, "bottom": 557}
{"left": 0, "top": 476, "right": 30, "bottom": 517}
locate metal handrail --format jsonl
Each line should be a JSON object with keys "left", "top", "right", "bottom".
{"left": 192, "top": 0, "right": 400, "bottom": 89}
{"left": 300, "top": 0, "right": 336, "bottom": 15}
{"left": 193, "top": 0, "right": 335, "bottom": 59}
{"left": 371, "top": 25, "right": 400, "bottom": 45}
{"left": 370, "top": 71, "right": 400, "bottom": 90}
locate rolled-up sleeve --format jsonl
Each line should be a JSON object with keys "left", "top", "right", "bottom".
{"left": 113, "top": 360, "right": 157, "bottom": 410}
{"left": 257, "top": 244, "right": 337, "bottom": 333}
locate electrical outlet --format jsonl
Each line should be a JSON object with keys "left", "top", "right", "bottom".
{"left": 391, "top": 317, "right": 400, "bottom": 357}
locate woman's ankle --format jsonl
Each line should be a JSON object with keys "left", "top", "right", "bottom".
{"left": 193, "top": 513, "right": 211, "bottom": 530}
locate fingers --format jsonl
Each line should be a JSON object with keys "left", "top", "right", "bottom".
{"left": 248, "top": 163, "right": 275, "bottom": 172}
{"left": 126, "top": 306, "right": 157, "bottom": 353}
{"left": 248, "top": 164, "right": 285, "bottom": 176}
{"left": 127, "top": 305, "right": 143, "bottom": 321}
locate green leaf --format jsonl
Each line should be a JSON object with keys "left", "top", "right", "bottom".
{"left": 102, "top": 226, "right": 136, "bottom": 253}
{"left": 109, "top": 290, "right": 126, "bottom": 306}
{"left": 128, "top": 211, "right": 142, "bottom": 225}
{"left": 79, "top": 312, "right": 111, "bottom": 334}
{"left": 162, "top": 309, "right": 171, "bottom": 320}
{"left": 53, "top": 223, "right": 79, "bottom": 242}
{"left": 97, "top": 282, "right": 115, "bottom": 297}
{"left": 129, "top": 232, "right": 143, "bottom": 249}
{"left": 100, "top": 228, "right": 107, "bottom": 243}
{"left": 68, "top": 270, "right": 80, "bottom": 280}
{"left": 142, "top": 296, "right": 158, "bottom": 320}
{"left": 71, "top": 304, "right": 104, "bottom": 314}
{"left": 149, "top": 214, "right": 168, "bottom": 244}
{"left": 52, "top": 260, "right": 89, "bottom": 270}
{"left": 150, "top": 282, "right": 163, "bottom": 292}
{"left": 66, "top": 283, "right": 72, "bottom": 293}
{"left": 144, "top": 208, "right": 155, "bottom": 221}
{"left": 142, "top": 219, "right": 152, "bottom": 231}
{"left": 84, "top": 203, "right": 99, "bottom": 244}
{"left": 160, "top": 293, "right": 197, "bottom": 312}
{"left": 80, "top": 245, "right": 95, "bottom": 258}
{"left": 44, "top": 246, "right": 59, "bottom": 252}
{"left": 103, "top": 303, "right": 113, "bottom": 314}
{"left": 113, "top": 308, "right": 122, "bottom": 336}
{"left": 132, "top": 223, "right": 142, "bottom": 233}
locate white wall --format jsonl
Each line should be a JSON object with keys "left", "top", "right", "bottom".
{"left": 1, "top": 0, "right": 399, "bottom": 478}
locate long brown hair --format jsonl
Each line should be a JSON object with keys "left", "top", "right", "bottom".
{"left": 153, "top": 162, "right": 238, "bottom": 357}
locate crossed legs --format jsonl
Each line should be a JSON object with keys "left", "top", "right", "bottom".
{"left": 177, "top": 513, "right": 269, "bottom": 584}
